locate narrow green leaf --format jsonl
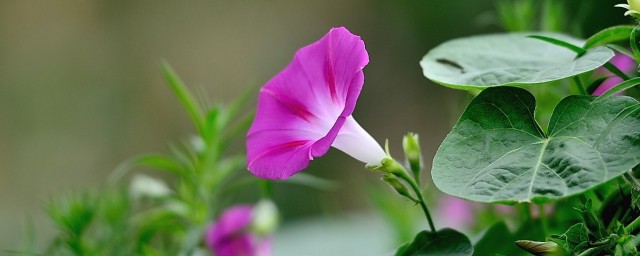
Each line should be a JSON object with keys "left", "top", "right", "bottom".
{"left": 595, "top": 77, "right": 640, "bottom": 102}
{"left": 432, "top": 87, "right": 640, "bottom": 203}
{"left": 584, "top": 25, "right": 635, "bottom": 49}
{"left": 135, "top": 154, "right": 185, "bottom": 175}
{"left": 220, "top": 85, "right": 258, "bottom": 129}
{"left": 221, "top": 111, "right": 255, "bottom": 150}
{"left": 528, "top": 35, "right": 586, "bottom": 55}
{"left": 396, "top": 228, "right": 473, "bottom": 256}
{"left": 160, "top": 61, "right": 205, "bottom": 133}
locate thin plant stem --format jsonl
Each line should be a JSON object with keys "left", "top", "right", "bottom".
{"left": 573, "top": 76, "right": 587, "bottom": 95}
{"left": 396, "top": 170, "right": 436, "bottom": 232}
{"left": 625, "top": 171, "right": 640, "bottom": 188}
{"left": 518, "top": 203, "right": 532, "bottom": 222}
{"left": 604, "top": 62, "right": 631, "bottom": 80}
{"left": 538, "top": 204, "right": 549, "bottom": 236}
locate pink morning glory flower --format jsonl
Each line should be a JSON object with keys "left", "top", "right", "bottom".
{"left": 205, "top": 205, "right": 271, "bottom": 256}
{"left": 592, "top": 53, "right": 636, "bottom": 96}
{"left": 436, "top": 195, "right": 477, "bottom": 231}
{"left": 246, "top": 27, "right": 386, "bottom": 180}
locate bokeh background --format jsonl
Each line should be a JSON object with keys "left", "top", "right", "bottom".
{"left": 0, "top": 0, "right": 628, "bottom": 254}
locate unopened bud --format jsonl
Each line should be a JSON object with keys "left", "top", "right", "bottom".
{"left": 382, "top": 175, "right": 417, "bottom": 202}
{"left": 515, "top": 240, "right": 562, "bottom": 256}
{"left": 375, "top": 157, "right": 407, "bottom": 176}
{"left": 251, "top": 199, "right": 279, "bottom": 235}
{"left": 402, "top": 133, "right": 422, "bottom": 176}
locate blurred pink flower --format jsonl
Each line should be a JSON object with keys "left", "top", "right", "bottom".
{"left": 246, "top": 27, "right": 385, "bottom": 180}
{"left": 436, "top": 195, "right": 476, "bottom": 230}
{"left": 592, "top": 53, "right": 636, "bottom": 96}
{"left": 205, "top": 205, "right": 270, "bottom": 256}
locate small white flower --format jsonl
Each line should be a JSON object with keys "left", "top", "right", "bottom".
{"left": 129, "top": 174, "right": 171, "bottom": 199}
{"left": 251, "top": 199, "right": 279, "bottom": 235}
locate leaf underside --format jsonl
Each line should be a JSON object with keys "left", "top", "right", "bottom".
{"left": 420, "top": 32, "right": 614, "bottom": 90}
{"left": 432, "top": 87, "right": 640, "bottom": 203}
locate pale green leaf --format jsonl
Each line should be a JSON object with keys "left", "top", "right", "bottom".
{"left": 420, "top": 33, "right": 614, "bottom": 90}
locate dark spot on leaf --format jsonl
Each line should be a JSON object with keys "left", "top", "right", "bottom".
{"left": 436, "top": 58, "right": 466, "bottom": 73}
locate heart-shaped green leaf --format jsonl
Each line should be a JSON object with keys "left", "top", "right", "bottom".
{"left": 420, "top": 33, "right": 614, "bottom": 90}
{"left": 396, "top": 228, "right": 473, "bottom": 256}
{"left": 432, "top": 87, "right": 640, "bottom": 203}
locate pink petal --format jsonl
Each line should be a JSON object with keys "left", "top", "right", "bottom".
{"left": 247, "top": 27, "right": 371, "bottom": 179}
{"left": 213, "top": 235, "right": 255, "bottom": 256}
{"left": 611, "top": 53, "right": 636, "bottom": 74}
{"left": 206, "top": 205, "right": 254, "bottom": 249}
{"left": 436, "top": 195, "right": 476, "bottom": 230}
{"left": 592, "top": 76, "right": 624, "bottom": 96}
{"left": 595, "top": 52, "right": 636, "bottom": 77}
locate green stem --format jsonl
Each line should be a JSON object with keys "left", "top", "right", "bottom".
{"left": 518, "top": 203, "right": 532, "bottom": 222}
{"left": 261, "top": 180, "right": 273, "bottom": 199}
{"left": 630, "top": 25, "right": 640, "bottom": 63}
{"left": 396, "top": 170, "right": 436, "bottom": 232}
{"left": 603, "top": 62, "right": 631, "bottom": 80}
{"left": 538, "top": 204, "right": 549, "bottom": 236}
{"left": 573, "top": 76, "right": 587, "bottom": 95}
{"left": 626, "top": 216, "right": 640, "bottom": 234}
{"left": 625, "top": 171, "right": 640, "bottom": 188}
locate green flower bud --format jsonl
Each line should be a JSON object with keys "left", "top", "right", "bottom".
{"left": 515, "top": 240, "right": 563, "bottom": 256}
{"left": 402, "top": 133, "right": 422, "bottom": 177}
{"left": 251, "top": 199, "right": 279, "bottom": 235}
{"left": 382, "top": 175, "right": 417, "bottom": 203}
{"left": 375, "top": 157, "right": 407, "bottom": 176}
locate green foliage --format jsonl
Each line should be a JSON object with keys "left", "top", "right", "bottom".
{"left": 396, "top": 228, "right": 473, "bottom": 256}
{"left": 420, "top": 33, "right": 613, "bottom": 90}
{"left": 584, "top": 25, "right": 635, "bottom": 49}
{"left": 547, "top": 195, "right": 640, "bottom": 256}
{"left": 41, "top": 63, "right": 255, "bottom": 255}
{"left": 631, "top": 26, "right": 640, "bottom": 63}
{"left": 594, "top": 78, "right": 640, "bottom": 100}
{"left": 432, "top": 87, "right": 640, "bottom": 203}
{"left": 495, "top": 0, "right": 537, "bottom": 32}
{"left": 474, "top": 220, "right": 547, "bottom": 256}
{"left": 550, "top": 223, "right": 590, "bottom": 255}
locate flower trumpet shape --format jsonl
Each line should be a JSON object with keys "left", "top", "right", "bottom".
{"left": 246, "top": 27, "right": 386, "bottom": 179}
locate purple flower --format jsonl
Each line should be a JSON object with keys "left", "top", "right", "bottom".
{"left": 592, "top": 53, "right": 636, "bottom": 96}
{"left": 436, "top": 195, "right": 476, "bottom": 230}
{"left": 205, "top": 205, "right": 271, "bottom": 256}
{"left": 246, "top": 27, "right": 386, "bottom": 180}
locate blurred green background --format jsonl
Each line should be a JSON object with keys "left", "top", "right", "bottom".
{"left": 0, "top": 0, "right": 628, "bottom": 253}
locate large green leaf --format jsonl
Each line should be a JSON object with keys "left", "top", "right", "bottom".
{"left": 420, "top": 33, "right": 614, "bottom": 90}
{"left": 396, "top": 228, "right": 473, "bottom": 256}
{"left": 432, "top": 87, "right": 640, "bottom": 203}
